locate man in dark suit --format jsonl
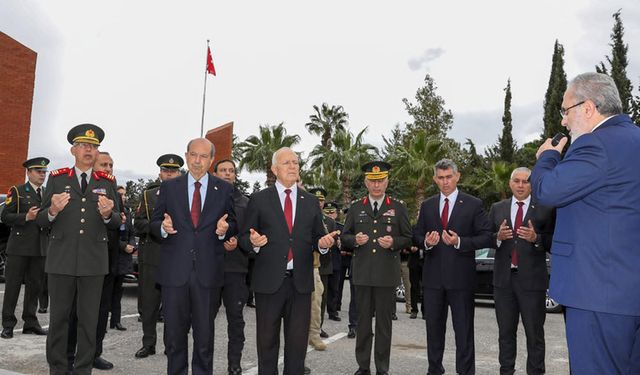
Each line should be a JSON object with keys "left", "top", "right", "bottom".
{"left": 413, "top": 158, "right": 492, "bottom": 375}
{"left": 1, "top": 157, "right": 50, "bottom": 339}
{"left": 213, "top": 159, "right": 250, "bottom": 375}
{"left": 324, "top": 201, "right": 344, "bottom": 323}
{"left": 150, "top": 138, "right": 237, "bottom": 375}
{"left": 532, "top": 72, "right": 640, "bottom": 374}
{"left": 37, "top": 124, "right": 121, "bottom": 375}
{"left": 238, "top": 147, "right": 338, "bottom": 375}
{"left": 489, "top": 167, "right": 555, "bottom": 375}
{"left": 341, "top": 161, "right": 413, "bottom": 375}
{"left": 134, "top": 153, "right": 183, "bottom": 359}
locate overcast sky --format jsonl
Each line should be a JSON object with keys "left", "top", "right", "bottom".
{"left": 2, "top": 0, "right": 640, "bottom": 185}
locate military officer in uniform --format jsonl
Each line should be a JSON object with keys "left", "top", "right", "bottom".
{"left": 1, "top": 157, "right": 50, "bottom": 339}
{"left": 134, "top": 153, "right": 183, "bottom": 359}
{"left": 323, "top": 201, "right": 344, "bottom": 323}
{"left": 213, "top": 159, "right": 250, "bottom": 375}
{"left": 341, "top": 161, "right": 412, "bottom": 375}
{"left": 36, "top": 124, "right": 121, "bottom": 375}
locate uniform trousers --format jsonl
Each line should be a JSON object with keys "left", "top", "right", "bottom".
{"left": 1, "top": 255, "right": 45, "bottom": 329}
{"left": 48, "top": 274, "right": 103, "bottom": 375}
{"left": 354, "top": 285, "right": 395, "bottom": 373}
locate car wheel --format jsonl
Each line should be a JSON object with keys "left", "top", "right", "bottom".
{"left": 395, "top": 284, "right": 406, "bottom": 302}
{"left": 545, "top": 291, "right": 562, "bottom": 313}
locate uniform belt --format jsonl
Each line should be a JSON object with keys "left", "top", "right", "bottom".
{"left": 285, "top": 269, "right": 294, "bottom": 278}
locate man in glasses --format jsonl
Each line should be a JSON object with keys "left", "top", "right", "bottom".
{"left": 533, "top": 72, "right": 640, "bottom": 374}
{"left": 1, "top": 157, "right": 50, "bottom": 339}
{"left": 37, "top": 124, "right": 121, "bottom": 374}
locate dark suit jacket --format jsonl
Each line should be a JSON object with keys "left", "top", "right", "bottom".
{"left": 134, "top": 184, "right": 162, "bottom": 266}
{"left": 36, "top": 168, "right": 121, "bottom": 276}
{"left": 488, "top": 198, "right": 555, "bottom": 291}
{"left": 1, "top": 183, "right": 48, "bottom": 256}
{"left": 413, "top": 191, "right": 492, "bottom": 290}
{"left": 531, "top": 114, "right": 640, "bottom": 316}
{"left": 224, "top": 187, "right": 250, "bottom": 273}
{"left": 319, "top": 215, "right": 335, "bottom": 276}
{"left": 150, "top": 173, "right": 236, "bottom": 288}
{"left": 238, "top": 185, "right": 326, "bottom": 294}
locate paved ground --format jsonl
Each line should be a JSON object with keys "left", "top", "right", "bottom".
{"left": 0, "top": 282, "right": 569, "bottom": 374}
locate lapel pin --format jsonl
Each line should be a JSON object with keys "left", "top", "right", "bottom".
{"left": 214, "top": 186, "right": 218, "bottom": 190}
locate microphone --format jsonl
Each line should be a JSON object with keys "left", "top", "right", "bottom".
{"left": 551, "top": 133, "right": 566, "bottom": 147}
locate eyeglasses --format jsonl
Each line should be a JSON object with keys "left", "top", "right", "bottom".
{"left": 559, "top": 101, "right": 585, "bottom": 118}
{"left": 74, "top": 142, "right": 99, "bottom": 150}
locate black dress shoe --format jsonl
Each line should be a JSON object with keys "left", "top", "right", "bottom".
{"left": 111, "top": 323, "right": 126, "bottom": 331}
{"left": 410, "top": 312, "right": 417, "bottom": 319}
{"left": 23, "top": 326, "right": 48, "bottom": 335}
{"left": 228, "top": 367, "right": 242, "bottom": 375}
{"left": 391, "top": 313, "right": 398, "bottom": 321}
{"left": 137, "top": 315, "right": 143, "bottom": 322}
{"left": 320, "top": 329, "right": 329, "bottom": 338}
{"left": 304, "top": 366, "right": 311, "bottom": 374}
{"left": 93, "top": 356, "right": 114, "bottom": 370}
{"left": 354, "top": 369, "right": 371, "bottom": 375}
{"left": 246, "top": 301, "right": 256, "bottom": 308}
{"left": 157, "top": 315, "right": 164, "bottom": 322}
{"left": 38, "top": 307, "right": 47, "bottom": 313}
{"left": 328, "top": 314, "right": 342, "bottom": 321}
{"left": 135, "top": 346, "right": 156, "bottom": 358}
{"left": 347, "top": 327, "right": 356, "bottom": 338}
{"left": 1, "top": 327, "right": 13, "bottom": 339}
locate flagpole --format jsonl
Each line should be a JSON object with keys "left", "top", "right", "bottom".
{"left": 199, "top": 39, "right": 210, "bottom": 137}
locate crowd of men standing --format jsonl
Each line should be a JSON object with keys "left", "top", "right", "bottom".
{"left": 1, "top": 71, "right": 639, "bottom": 375}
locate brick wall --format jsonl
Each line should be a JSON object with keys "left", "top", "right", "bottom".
{"left": 0, "top": 32, "right": 36, "bottom": 193}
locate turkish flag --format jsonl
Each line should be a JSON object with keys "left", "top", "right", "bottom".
{"left": 206, "top": 46, "right": 216, "bottom": 76}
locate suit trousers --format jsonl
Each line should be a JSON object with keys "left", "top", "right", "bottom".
{"left": 327, "top": 270, "right": 341, "bottom": 317}
{"left": 162, "top": 268, "right": 221, "bottom": 375}
{"left": 409, "top": 263, "right": 423, "bottom": 314}
{"left": 494, "top": 272, "right": 546, "bottom": 375}
{"left": 320, "top": 274, "right": 329, "bottom": 326}
{"left": 354, "top": 285, "right": 395, "bottom": 373}
{"left": 110, "top": 274, "right": 125, "bottom": 326}
{"left": 95, "top": 272, "right": 115, "bottom": 358}
{"left": 48, "top": 274, "right": 103, "bottom": 375}
{"left": 424, "top": 288, "right": 475, "bottom": 375}
{"left": 565, "top": 307, "right": 640, "bottom": 375}
{"left": 140, "top": 262, "right": 162, "bottom": 348}
{"left": 1, "top": 255, "right": 45, "bottom": 329}
{"left": 338, "top": 262, "right": 358, "bottom": 328}
{"left": 39, "top": 270, "right": 49, "bottom": 310}
{"left": 309, "top": 268, "right": 324, "bottom": 342}
{"left": 218, "top": 271, "right": 249, "bottom": 369}
{"left": 255, "top": 275, "right": 311, "bottom": 375}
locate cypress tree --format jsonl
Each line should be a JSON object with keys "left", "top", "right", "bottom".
{"left": 543, "top": 40, "right": 567, "bottom": 139}
{"left": 599, "top": 10, "right": 634, "bottom": 114}
{"left": 498, "top": 79, "right": 516, "bottom": 162}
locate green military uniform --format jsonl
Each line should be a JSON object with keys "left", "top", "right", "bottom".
{"left": 36, "top": 124, "right": 121, "bottom": 375}
{"left": 1, "top": 157, "right": 50, "bottom": 338}
{"left": 134, "top": 153, "right": 183, "bottom": 356}
{"left": 341, "top": 161, "right": 412, "bottom": 374}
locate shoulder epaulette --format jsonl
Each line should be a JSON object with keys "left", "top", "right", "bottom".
{"left": 388, "top": 195, "right": 405, "bottom": 205}
{"left": 50, "top": 167, "right": 74, "bottom": 177}
{"left": 93, "top": 171, "right": 115, "bottom": 182}
{"left": 5, "top": 186, "right": 18, "bottom": 206}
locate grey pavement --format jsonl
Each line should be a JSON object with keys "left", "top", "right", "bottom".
{"left": 0, "top": 283, "right": 569, "bottom": 374}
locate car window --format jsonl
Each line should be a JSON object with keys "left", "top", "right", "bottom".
{"left": 475, "top": 248, "right": 491, "bottom": 259}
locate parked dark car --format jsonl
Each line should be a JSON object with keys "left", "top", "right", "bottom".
{"left": 0, "top": 194, "right": 10, "bottom": 282}
{"left": 395, "top": 249, "right": 562, "bottom": 313}
{"left": 475, "top": 248, "right": 562, "bottom": 313}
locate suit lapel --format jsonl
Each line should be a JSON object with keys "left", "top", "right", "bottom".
{"left": 200, "top": 173, "right": 217, "bottom": 228}
{"left": 292, "top": 189, "right": 306, "bottom": 231}
{"left": 362, "top": 197, "right": 375, "bottom": 219}
{"left": 268, "top": 186, "right": 290, "bottom": 234}
{"left": 522, "top": 200, "right": 535, "bottom": 228}
{"left": 69, "top": 170, "right": 82, "bottom": 196}
{"left": 181, "top": 175, "right": 194, "bottom": 229}
{"left": 502, "top": 199, "right": 513, "bottom": 229}
{"left": 446, "top": 193, "right": 465, "bottom": 228}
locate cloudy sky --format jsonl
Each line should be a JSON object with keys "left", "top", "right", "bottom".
{"left": 2, "top": 0, "right": 640, "bottom": 185}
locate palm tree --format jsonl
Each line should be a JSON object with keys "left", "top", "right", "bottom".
{"left": 471, "top": 160, "right": 514, "bottom": 202}
{"left": 310, "top": 127, "right": 377, "bottom": 206}
{"left": 238, "top": 123, "right": 300, "bottom": 186}
{"left": 387, "top": 131, "right": 446, "bottom": 205}
{"left": 305, "top": 103, "right": 349, "bottom": 149}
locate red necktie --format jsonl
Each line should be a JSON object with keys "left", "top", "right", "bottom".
{"left": 284, "top": 189, "right": 293, "bottom": 262}
{"left": 441, "top": 197, "right": 449, "bottom": 229}
{"left": 191, "top": 181, "right": 202, "bottom": 227}
{"left": 512, "top": 201, "right": 524, "bottom": 266}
